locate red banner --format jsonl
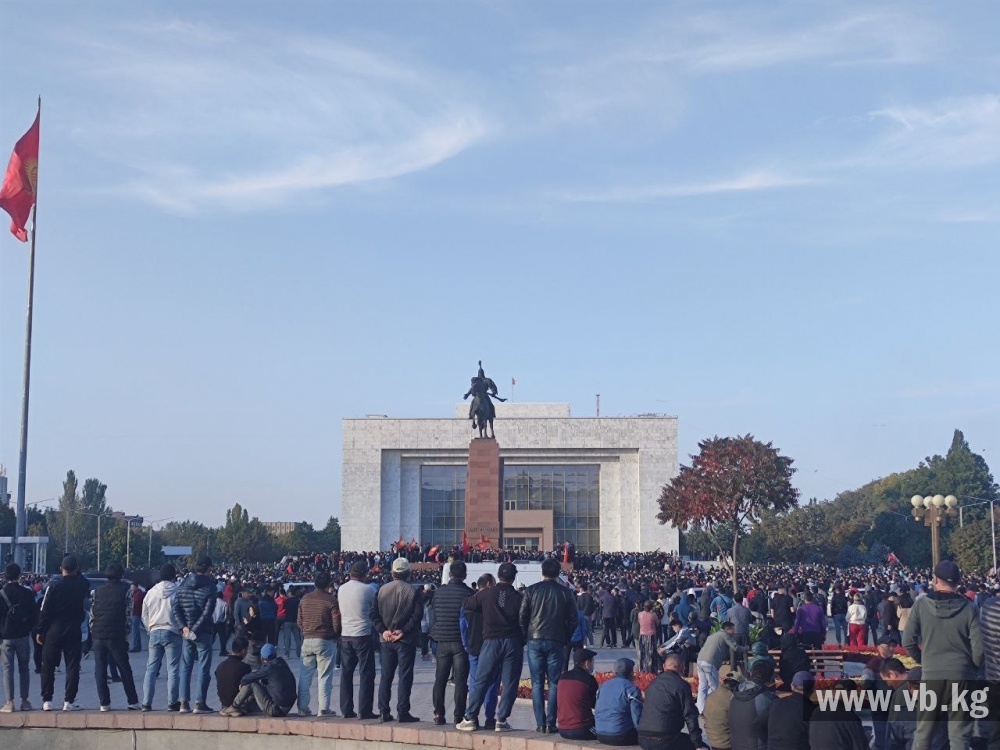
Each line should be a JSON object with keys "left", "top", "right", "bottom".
{"left": 0, "top": 110, "right": 39, "bottom": 242}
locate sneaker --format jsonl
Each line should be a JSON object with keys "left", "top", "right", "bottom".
{"left": 380, "top": 713, "right": 395, "bottom": 723}
{"left": 178, "top": 702, "right": 191, "bottom": 713}
{"left": 128, "top": 704, "right": 142, "bottom": 711}
{"left": 100, "top": 706, "right": 111, "bottom": 713}
{"left": 298, "top": 707, "right": 313, "bottom": 717}
{"left": 319, "top": 709, "right": 336, "bottom": 717}
{"left": 456, "top": 718, "right": 479, "bottom": 732}
{"left": 495, "top": 720, "right": 512, "bottom": 732}
{"left": 484, "top": 719, "right": 496, "bottom": 730}
{"left": 167, "top": 703, "right": 181, "bottom": 712}
{"left": 398, "top": 713, "right": 420, "bottom": 723}
{"left": 219, "top": 706, "right": 242, "bottom": 717}
{"left": 141, "top": 706, "right": 152, "bottom": 712}
{"left": 63, "top": 702, "right": 82, "bottom": 712}
{"left": 358, "top": 713, "right": 379, "bottom": 720}
{"left": 342, "top": 711, "right": 358, "bottom": 719}
{"left": 42, "top": 701, "right": 53, "bottom": 712}
{"left": 20, "top": 700, "right": 32, "bottom": 712}
{"left": 0, "top": 701, "right": 13, "bottom": 713}
{"left": 193, "top": 703, "right": 212, "bottom": 714}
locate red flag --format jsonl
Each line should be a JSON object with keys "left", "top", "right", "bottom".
{"left": 0, "top": 110, "right": 40, "bottom": 242}
{"left": 462, "top": 530, "right": 470, "bottom": 556}
{"left": 887, "top": 552, "right": 900, "bottom": 564}
{"left": 563, "top": 541, "right": 570, "bottom": 563}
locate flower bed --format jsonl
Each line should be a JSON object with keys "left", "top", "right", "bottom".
{"left": 819, "top": 644, "right": 917, "bottom": 669}
{"left": 516, "top": 671, "right": 692, "bottom": 700}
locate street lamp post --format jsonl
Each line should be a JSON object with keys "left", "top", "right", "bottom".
{"left": 911, "top": 494, "right": 958, "bottom": 568}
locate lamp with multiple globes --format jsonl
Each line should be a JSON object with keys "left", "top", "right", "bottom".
{"left": 910, "top": 494, "right": 959, "bottom": 568}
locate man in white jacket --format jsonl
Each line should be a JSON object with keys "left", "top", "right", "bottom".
{"left": 140, "top": 565, "right": 180, "bottom": 711}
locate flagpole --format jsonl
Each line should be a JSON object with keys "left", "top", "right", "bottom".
{"left": 13, "top": 97, "right": 40, "bottom": 569}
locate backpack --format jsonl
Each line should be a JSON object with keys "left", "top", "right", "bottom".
{"left": 0, "top": 588, "right": 34, "bottom": 635}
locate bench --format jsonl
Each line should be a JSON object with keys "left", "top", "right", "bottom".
{"left": 768, "top": 649, "right": 846, "bottom": 678}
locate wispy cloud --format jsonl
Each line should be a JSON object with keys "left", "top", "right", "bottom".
{"left": 895, "top": 381, "right": 998, "bottom": 400}
{"left": 557, "top": 170, "right": 817, "bottom": 204}
{"left": 58, "top": 22, "right": 492, "bottom": 212}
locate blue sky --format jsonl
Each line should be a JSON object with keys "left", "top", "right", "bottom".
{"left": 1, "top": 2, "right": 998, "bottom": 530}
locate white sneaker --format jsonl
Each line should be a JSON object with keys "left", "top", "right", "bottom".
{"left": 99, "top": 706, "right": 111, "bottom": 712}
{"left": 63, "top": 702, "right": 82, "bottom": 711}
{"left": 456, "top": 718, "right": 478, "bottom": 732}
{"left": 0, "top": 701, "right": 14, "bottom": 713}
{"left": 494, "top": 720, "right": 512, "bottom": 732}
{"left": 42, "top": 701, "right": 53, "bottom": 711}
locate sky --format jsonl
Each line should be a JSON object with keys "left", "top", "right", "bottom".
{"left": 1, "top": 2, "right": 998, "bottom": 531}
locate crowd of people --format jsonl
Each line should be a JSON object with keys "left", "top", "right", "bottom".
{"left": 1, "top": 547, "right": 1000, "bottom": 750}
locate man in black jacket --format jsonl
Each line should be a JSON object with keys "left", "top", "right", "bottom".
{"left": 431, "top": 561, "right": 474, "bottom": 726}
{"left": 766, "top": 670, "right": 814, "bottom": 750}
{"left": 37, "top": 555, "right": 90, "bottom": 711}
{"left": 90, "top": 563, "right": 140, "bottom": 710}
{"left": 982, "top": 593, "right": 1000, "bottom": 748}
{"left": 519, "top": 558, "right": 576, "bottom": 733}
{"left": 728, "top": 660, "right": 776, "bottom": 750}
{"left": 637, "top": 652, "right": 707, "bottom": 750}
{"left": 170, "top": 555, "right": 217, "bottom": 713}
{"left": 220, "top": 643, "right": 296, "bottom": 717}
{"left": 0, "top": 562, "right": 38, "bottom": 712}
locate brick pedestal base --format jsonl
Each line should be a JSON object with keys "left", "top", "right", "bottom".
{"left": 466, "top": 438, "right": 503, "bottom": 548}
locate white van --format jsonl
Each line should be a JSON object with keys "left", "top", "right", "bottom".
{"left": 440, "top": 560, "right": 569, "bottom": 589}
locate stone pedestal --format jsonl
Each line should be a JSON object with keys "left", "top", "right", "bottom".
{"left": 466, "top": 438, "right": 503, "bottom": 548}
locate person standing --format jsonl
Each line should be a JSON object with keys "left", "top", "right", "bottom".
{"left": 279, "top": 589, "right": 302, "bottom": 659}
{"left": 726, "top": 593, "right": 752, "bottom": 671}
{"left": 460, "top": 573, "right": 500, "bottom": 729}
{"left": 768, "top": 587, "right": 794, "bottom": 632}
{"left": 90, "top": 564, "right": 141, "bottom": 711}
{"left": 599, "top": 585, "right": 619, "bottom": 648}
{"left": 637, "top": 652, "right": 707, "bottom": 750}
{"left": 519, "top": 557, "right": 577, "bottom": 733}
{"left": 372, "top": 557, "right": 423, "bottom": 723}
{"left": 902, "top": 560, "right": 983, "bottom": 750}
{"left": 431, "top": 561, "right": 474, "bottom": 726}
{"left": 830, "top": 585, "right": 849, "bottom": 647}
{"left": 170, "top": 555, "right": 217, "bottom": 713}
{"left": 791, "top": 591, "right": 827, "bottom": 649}
{"left": 696, "top": 620, "right": 746, "bottom": 715}
{"left": 338, "top": 560, "right": 377, "bottom": 719}
{"left": 847, "top": 594, "right": 867, "bottom": 648}
{"left": 37, "top": 555, "right": 90, "bottom": 711}
{"left": 128, "top": 583, "right": 144, "bottom": 653}
{"left": 458, "top": 562, "right": 524, "bottom": 732}
{"left": 296, "top": 571, "right": 341, "bottom": 717}
{"left": 0, "top": 562, "right": 38, "bottom": 712}
{"left": 980, "top": 592, "right": 1000, "bottom": 749}
{"left": 141, "top": 564, "right": 180, "bottom": 711}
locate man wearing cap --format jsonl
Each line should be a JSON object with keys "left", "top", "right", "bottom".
{"left": 595, "top": 657, "right": 643, "bottom": 746}
{"left": 140, "top": 564, "right": 180, "bottom": 711}
{"left": 886, "top": 666, "right": 949, "bottom": 750}
{"left": 902, "top": 560, "right": 983, "bottom": 750}
{"left": 555, "top": 647, "right": 598, "bottom": 741}
{"left": 296, "top": 571, "right": 341, "bottom": 717}
{"left": 431, "top": 560, "right": 474, "bottom": 726}
{"left": 220, "top": 643, "right": 296, "bottom": 717}
{"left": 766, "top": 671, "right": 815, "bottom": 750}
{"left": 37, "top": 555, "right": 90, "bottom": 711}
{"left": 372, "top": 557, "right": 423, "bottom": 723}
{"left": 519, "top": 557, "right": 578, "bottom": 733}
{"left": 170, "top": 555, "right": 217, "bottom": 713}
{"left": 458, "top": 561, "right": 524, "bottom": 732}
{"left": 339, "top": 560, "right": 377, "bottom": 719}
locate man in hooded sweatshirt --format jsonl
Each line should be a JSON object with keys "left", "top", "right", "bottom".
{"left": 141, "top": 565, "right": 180, "bottom": 711}
{"left": 170, "top": 555, "right": 217, "bottom": 713}
{"left": 901, "top": 560, "right": 982, "bottom": 750}
{"left": 766, "top": 670, "right": 815, "bottom": 750}
{"left": 728, "top": 659, "right": 776, "bottom": 750}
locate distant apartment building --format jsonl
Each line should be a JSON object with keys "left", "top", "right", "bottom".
{"left": 262, "top": 521, "right": 297, "bottom": 537}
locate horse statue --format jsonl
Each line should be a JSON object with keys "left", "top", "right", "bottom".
{"left": 463, "top": 360, "right": 506, "bottom": 439}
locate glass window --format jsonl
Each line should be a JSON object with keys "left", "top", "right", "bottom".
{"left": 501, "top": 464, "right": 601, "bottom": 552}
{"left": 419, "top": 465, "right": 466, "bottom": 549}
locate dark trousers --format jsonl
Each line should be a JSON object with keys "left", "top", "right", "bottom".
{"left": 800, "top": 631, "right": 824, "bottom": 649}
{"left": 262, "top": 621, "right": 278, "bottom": 646}
{"left": 378, "top": 639, "right": 416, "bottom": 716}
{"left": 215, "top": 621, "right": 230, "bottom": 655}
{"left": 93, "top": 638, "right": 139, "bottom": 707}
{"left": 432, "top": 640, "right": 469, "bottom": 722}
{"left": 620, "top": 620, "right": 632, "bottom": 647}
{"left": 233, "top": 681, "right": 289, "bottom": 717}
{"left": 602, "top": 619, "right": 618, "bottom": 647}
{"left": 40, "top": 623, "right": 82, "bottom": 703}
{"left": 340, "top": 637, "right": 376, "bottom": 717}
{"left": 561, "top": 727, "right": 597, "bottom": 741}
{"left": 639, "top": 733, "right": 694, "bottom": 750}
{"left": 598, "top": 730, "right": 638, "bottom": 746}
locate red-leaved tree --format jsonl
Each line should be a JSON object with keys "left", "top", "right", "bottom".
{"left": 658, "top": 435, "right": 799, "bottom": 592}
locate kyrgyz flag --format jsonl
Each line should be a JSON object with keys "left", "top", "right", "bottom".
{"left": 0, "top": 110, "right": 40, "bottom": 242}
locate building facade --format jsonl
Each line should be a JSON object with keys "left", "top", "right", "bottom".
{"left": 341, "top": 403, "right": 678, "bottom": 553}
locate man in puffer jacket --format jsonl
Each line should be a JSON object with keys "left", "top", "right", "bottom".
{"left": 981, "top": 592, "right": 1000, "bottom": 748}
{"left": 90, "top": 564, "right": 140, "bottom": 710}
{"left": 727, "top": 660, "right": 776, "bottom": 750}
{"left": 902, "top": 560, "right": 983, "bottom": 750}
{"left": 170, "top": 555, "right": 216, "bottom": 713}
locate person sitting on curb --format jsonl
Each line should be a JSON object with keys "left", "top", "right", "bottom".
{"left": 215, "top": 636, "right": 251, "bottom": 710}
{"left": 220, "top": 643, "right": 296, "bottom": 717}
{"left": 594, "top": 657, "right": 644, "bottom": 746}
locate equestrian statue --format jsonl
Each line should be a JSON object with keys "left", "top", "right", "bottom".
{"left": 463, "top": 360, "right": 506, "bottom": 439}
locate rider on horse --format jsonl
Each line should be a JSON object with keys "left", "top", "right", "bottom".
{"left": 463, "top": 361, "right": 505, "bottom": 430}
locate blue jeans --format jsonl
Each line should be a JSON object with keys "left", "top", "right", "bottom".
{"left": 832, "top": 614, "right": 847, "bottom": 645}
{"left": 1, "top": 636, "right": 31, "bottom": 702}
{"left": 527, "top": 640, "right": 565, "bottom": 730}
{"left": 179, "top": 631, "right": 213, "bottom": 706}
{"left": 468, "top": 654, "right": 499, "bottom": 721}
{"left": 130, "top": 616, "right": 144, "bottom": 651}
{"left": 143, "top": 629, "right": 181, "bottom": 708}
{"left": 278, "top": 622, "right": 302, "bottom": 659}
{"left": 298, "top": 638, "right": 336, "bottom": 713}
{"left": 696, "top": 661, "right": 719, "bottom": 714}
{"left": 465, "top": 637, "right": 523, "bottom": 723}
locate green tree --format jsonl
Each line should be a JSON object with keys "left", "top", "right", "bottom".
{"left": 0, "top": 504, "right": 14, "bottom": 536}
{"left": 316, "top": 517, "right": 341, "bottom": 553}
{"left": 277, "top": 522, "right": 319, "bottom": 554}
{"left": 215, "top": 503, "right": 275, "bottom": 564}
{"left": 158, "top": 520, "right": 214, "bottom": 567}
{"left": 948, "top": 508, "right": 998, "bottom": 574}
